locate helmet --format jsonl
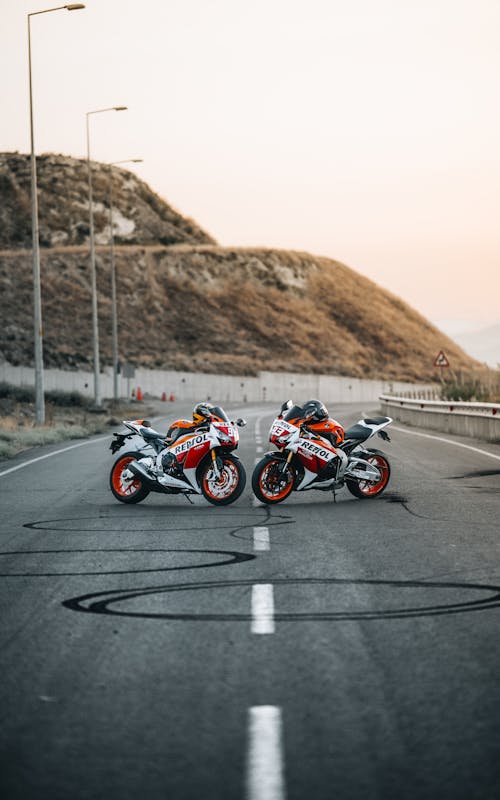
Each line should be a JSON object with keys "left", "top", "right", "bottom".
{"left": 192, "top": 402, "right": 214, "bottom": 424}
{"left": 301, "top": 399, "right": 328, "bottom": 422}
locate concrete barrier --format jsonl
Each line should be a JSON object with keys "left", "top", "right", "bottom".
{"left": 0, "top": 362, "right": 433, "bottom": 405}
{"left": 380, "top": 395, "right": 500, "bottom": 443}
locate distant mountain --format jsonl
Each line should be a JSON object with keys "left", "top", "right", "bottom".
{"left": 452, "top": 325, "right": 500, "bottom": 368}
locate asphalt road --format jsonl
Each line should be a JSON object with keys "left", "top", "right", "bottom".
{"left": 1, "top": 400, "right": 500, "bottom": 800}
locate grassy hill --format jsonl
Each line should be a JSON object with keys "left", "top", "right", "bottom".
{"left": 0, "top": 151, "right": 481, "bottom": 382}
{"left": 0, "top": 152, "right": 214, "bottom": 249}
{"left": 0, "top": 241, "right": 478, "bottom": 381}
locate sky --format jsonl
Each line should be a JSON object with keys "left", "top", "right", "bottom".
{"left": 1, "top": 0, "right": 499, "bottom": 337}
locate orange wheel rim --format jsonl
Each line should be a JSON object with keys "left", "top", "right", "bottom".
{"left": 259, "top": 461, "right": 293, "bottom": 500}
{"left": 203, "top": 460, "right": 239, "bottom": 500}
{"left": 112, "top": 456, "right": 141, "bottom": 497}
{"left": 357, "top": 455, "right": 389, "bottom": 496}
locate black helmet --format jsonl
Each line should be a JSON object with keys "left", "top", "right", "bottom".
{"left": 302, "top": 399, "right": 328, "bottom": 421}
{"left": 193, "top": 402, "right": 214, "bottom": 424}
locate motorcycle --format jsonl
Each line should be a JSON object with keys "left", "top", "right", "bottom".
{"left": 109, "top": 406, "right": 247, "bottom": 506}
{"left": 252, "top": 400, "right": 392, "bottom": 504}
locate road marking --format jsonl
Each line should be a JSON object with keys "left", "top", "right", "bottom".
{"left": 246, "top": 706, "right": 285, "bottom": 800}
{"left": 253, "top": 526, "right": 270, "bottom": 551}
{"left": 0, "top": 435, "right": 110, "bottom": 478}
{"left": 256, "top": 446, "right": 263, "bottom": 453}
{"left": 251, "top": 584, "right": 275, "bottom": 634}
{"left": 392, "top": 426, "right": 500, "bottom": 462}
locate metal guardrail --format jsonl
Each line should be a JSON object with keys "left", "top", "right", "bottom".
{"left": 379, "top": 395, "right": 500, "bottom": 419}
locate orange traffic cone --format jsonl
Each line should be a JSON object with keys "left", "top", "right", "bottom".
{"left": 161, "top": 392, "right": 167, "bottom": 402}
{"left": 136, "top": 387, "right": 143, "bottom": 402}
{"left": 169, "top": 394, "right": 175, "bottom": 402}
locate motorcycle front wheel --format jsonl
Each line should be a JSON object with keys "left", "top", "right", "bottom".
{"left": 252, "top": 456, "right": 295, "bottom": 504}
{"left": 345, "top": 451, "right": 390, "bottom": 499}
{"left": 200, "top": 455, "right": 246, "bottom": 505}
{"left": 109, "top": 451, "right": 150, "bottom": 504}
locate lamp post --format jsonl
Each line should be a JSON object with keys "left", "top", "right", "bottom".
{"left": 86, "top": 106, "right": 127, "bottom": 408}
{"left": 107, "top": 158, "right": 143, "bottom": 401}
{"left": 28, "top": 3, "right": 85, "bottom": 425}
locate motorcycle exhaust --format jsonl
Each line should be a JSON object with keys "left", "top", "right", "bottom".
{"left": 128, "top": 460, "right": 165, "bottom": 493}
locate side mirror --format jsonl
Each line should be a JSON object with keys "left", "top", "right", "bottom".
{"left": 280, "top": 399, "right": 293, "bottom": 413}
{"left": 236, "top": 418, "right": 247, "bottom": 427}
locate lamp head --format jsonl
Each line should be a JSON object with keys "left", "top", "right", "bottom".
{"left": 65, "top": 4, "right": 86, "bottom": 9}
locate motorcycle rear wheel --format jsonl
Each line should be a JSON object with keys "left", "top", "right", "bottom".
{"left": 345, "top": 451, "right": 390, "bottom": 499}
{"left": 109, "top": 451, "right": 150, "bottom": 504}
{"left": 200, "top": 455, "right": 246, "bottom": 505}
{"left": 252, "top": 456, "right": 294, "bottom": 504}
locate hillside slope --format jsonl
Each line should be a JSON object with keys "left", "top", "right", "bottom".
{"left": 0, "top": 243, "right": 479, "bottom": 381}
{"left": 0, "top": 152, "right": 214, "bottom": 249}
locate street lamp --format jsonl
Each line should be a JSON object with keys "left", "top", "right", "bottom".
{"left": 28, "top": 3, "right": 85, "bottom": 425}
{"left": 107, "top": 158, "right": 143, "bottom": 401}
{"left": 86, "top": 105, "right": 127, "bottom": 408}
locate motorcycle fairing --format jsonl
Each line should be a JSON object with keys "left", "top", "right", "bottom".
{"left": 295, "top": 435, "right": 338, "bottom": 486}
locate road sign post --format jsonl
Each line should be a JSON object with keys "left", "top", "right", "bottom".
{"left": 122, "top": 364, "right": 135, "bottom": 402}
{"left": 434, "top": 350, "right": 450, "bottom": 384}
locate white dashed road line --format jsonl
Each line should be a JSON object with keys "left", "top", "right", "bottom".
{"left": 251, "top": 584, "right": 275, "bottom": 634}
{"left": 253, "top": 526, "right": 270, "bottom": 551}
{"left": 246, "top": 706, "right": 286, "bottom": 800}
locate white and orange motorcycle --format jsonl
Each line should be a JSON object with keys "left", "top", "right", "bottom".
{"left": 252, "top": 400, "right": 392, "bottom": 504}
{"left": 109, "top": 404, "right": 247, "bottom": 506}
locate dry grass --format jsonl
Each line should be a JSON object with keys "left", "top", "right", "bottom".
{"left": 0, "top": 391, "right": 154, "bottom": 459}
{"left": 0, "top": 243, "right": 484, "bottom": 383}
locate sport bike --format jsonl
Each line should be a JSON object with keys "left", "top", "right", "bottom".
{"left": 109, "top": 407, "right": 246, "bottom": 505}
{"left": 252, "top": 400, "right": 392, "bottom": 504}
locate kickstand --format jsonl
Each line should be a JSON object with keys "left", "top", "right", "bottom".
{"left": 332, "top": 486, "right": 337, "bottom": 503}
{"left": 183, "top": 493, "right": 195, "bottom": 505}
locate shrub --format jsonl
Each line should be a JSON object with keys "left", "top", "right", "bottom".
{"left": 44, "top": 389, "right": 88, "bottom": 407}
{"left": 440, "top": 381, "right": 490, "bottom": 402}
{"left": 0, "top": 382, "right": 35, "bottom": 402}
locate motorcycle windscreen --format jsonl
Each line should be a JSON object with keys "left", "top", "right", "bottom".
{"left": 211, "top": 406, "right": 230, "bottom": 422}
{"left": 282, "top": 404, "right": 306, "bottom": 422}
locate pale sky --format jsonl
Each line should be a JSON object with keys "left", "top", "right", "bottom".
{"left": 1, "top": 0, "right": 499, "bottom": 335}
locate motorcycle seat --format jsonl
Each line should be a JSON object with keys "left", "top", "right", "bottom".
{"left": 343, "top": 424, "right": 371, "bottom": 440}
{"left": 141, "top": 427, "right": 165, "bottom": 442}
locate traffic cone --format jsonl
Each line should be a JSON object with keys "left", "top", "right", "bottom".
{"left": 137, "top": 387, "right": 143, "bottom": 402}
{"left": 161, "top": 392, "right": 167, "bottom": 402}
{"left": 169, "top": 394, "right": 175, "bottom": 402}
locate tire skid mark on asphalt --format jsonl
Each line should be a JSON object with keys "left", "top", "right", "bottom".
{"left": 246, "top": 706, "right": 285, "bottom": 800}
{"left": 22, "top": 512, "right": 263, "bottom": 534}
{"left": 0, "top": 548, "right": 255, "bottom": 577}
{"left": 62, "top": 576, "right": 500, "bottom": 620}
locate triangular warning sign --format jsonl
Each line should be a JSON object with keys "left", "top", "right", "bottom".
{"left": 434, "top": 350, "right": 450, "bottom": 368}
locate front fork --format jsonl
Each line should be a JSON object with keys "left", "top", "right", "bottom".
{"left": 279, "top": 449, "right": 294, "bottom": 473}
{"left": 211, "top": 448, "right": 223, "bottom": 480}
